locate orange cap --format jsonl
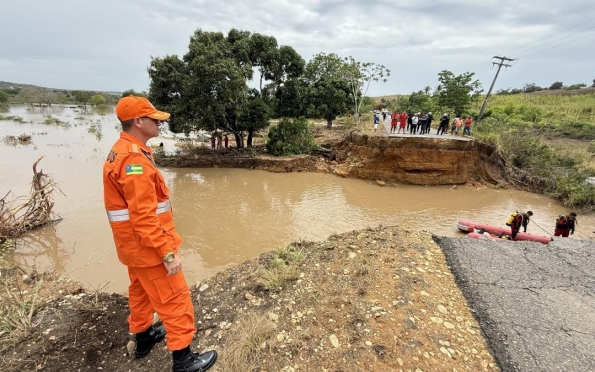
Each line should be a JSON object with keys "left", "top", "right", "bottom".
{"left": 115, "top": 96, "right": 170, "bottom": 121}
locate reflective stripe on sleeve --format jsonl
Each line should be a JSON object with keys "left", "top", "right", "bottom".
{"left": 106, "top": 209, "right": 130, "bottom": 222}
{"left": 106, "top": 201, "right": 171, "bottom": 222}
{"left": 156, "top": 201, "right": 171, "bottom": 214}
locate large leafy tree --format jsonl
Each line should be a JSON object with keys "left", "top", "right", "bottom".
{"left": 274, "top": 78, "right": 308, "bottom": 118}
{"left": 435, "top": 70, "right": 482, "bottom": 115}
{"left": 305, "top": 77, "right": 352, "bottom": 128}
{"left": 148, "top": 29, "right": 302, "bottom": 148}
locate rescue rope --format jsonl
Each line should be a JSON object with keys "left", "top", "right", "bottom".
{"left": 505, "top": 187, "right": 552, "bottom": 236}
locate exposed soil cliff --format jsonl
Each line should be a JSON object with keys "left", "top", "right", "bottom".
{"left": 156, "top": 132, "right": 505, "bottom": 186}
{"left": 328, "top": 133, "right": 504, "bottom": 185}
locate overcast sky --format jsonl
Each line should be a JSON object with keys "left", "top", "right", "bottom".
{"left": 1, "top": 0, "right": 594, "bottom": 96}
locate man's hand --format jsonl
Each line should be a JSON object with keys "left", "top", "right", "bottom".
{"left": 571, "top": 230, "right": 574, "bottom": 235}
{"left": 164, "top": 254, "right": 182, "bottom": 276}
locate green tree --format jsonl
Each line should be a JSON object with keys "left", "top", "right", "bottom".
{"left": 305, "top": 77, "right": 352, "bottom": 128}
{"left": 266, "top": 117, "right": 315, "bottom": 156}
{"left": 435, "top": 70, "right": 482, "bottom": 115}
{"left": 399, "top": 91, "right": 437, "bottom": 114}
{"left": 360, "top": 96, "right": 376, "bottom": 113}
{"left": 304, "top": 53, "right": 389, "bottom": 126}
{"left": 0, "top": 90, "right": 8, "bottom": 104}
{"left": 90, "top": 94, "right": 106, "bottom": 107}
{"left": 522, "top": 83, "right": 544, "bottom": 93}
{"left": 122, "top": 89, "right": 147, "bottom": 98}
{"left": 549, "top": 81, "right": 563, "bottom": 90}
{"left": 239, "top": 91, "right": 272, "bottom": 147}
{"left": 149, "top": 29, "right": 293, "bottom": 148}
{"left": 274, "top": 78, "right": 308, "bottom": 118}
{"left": 565, "top": 83, "right": 587, "bottom": 90}
{"left": 72, "top": 90, "right": 93, "bottom": 108}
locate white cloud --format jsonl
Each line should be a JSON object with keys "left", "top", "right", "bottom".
{"left": 0, "top": 0, "right": 594, "bottom": 94}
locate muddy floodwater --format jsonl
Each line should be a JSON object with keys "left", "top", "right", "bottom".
{"left": 2, "top": 105, "right": 594, "bottom": 293}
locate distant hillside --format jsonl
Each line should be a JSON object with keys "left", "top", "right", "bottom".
{"left": 527, "top": 86, "right": 595, "bottom": 96}
{"left": 0, "top": 81, "right": 121, "bottom": 105}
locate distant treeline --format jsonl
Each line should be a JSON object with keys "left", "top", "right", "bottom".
{"left": 0, "top": 82, "right": 144, "bottom": 107}
{"left": 496, "top": 79, "right": 595, "bottom": 95}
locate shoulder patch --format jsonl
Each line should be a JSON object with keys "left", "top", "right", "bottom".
{"left": 130, "top": 144, "right": 140, "bottom": 153}
{"left": 125, "top": 164, "right": 143, "bottom": 175}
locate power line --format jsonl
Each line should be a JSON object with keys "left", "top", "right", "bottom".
{"left": 466, "top": 16, "right": 595, "bottom": 73}
{"left": 504, "top": 16, "right": 595, "bottom": 54}
{"left": 513, "top": 24, "right": 595, "bottom": 58}
{"left": 515, "top": 31, "right": 595, "bottom": 60}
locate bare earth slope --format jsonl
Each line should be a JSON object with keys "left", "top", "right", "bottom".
{"left": 0, "top": 227, "right": 498, "bottom": 372}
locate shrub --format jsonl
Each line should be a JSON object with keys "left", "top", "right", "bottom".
{"left": 266, "top": 117, "right": 316, "bottom": 156}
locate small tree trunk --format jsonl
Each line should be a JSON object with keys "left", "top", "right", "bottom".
{"left": 326, "top": 119, "right": 333, "bottom": 129}
{"left": 234, "top": 132, "right": 244, "bottom": 148}
{"left": 247, "top": 130, "right": 254, "bottom": 147}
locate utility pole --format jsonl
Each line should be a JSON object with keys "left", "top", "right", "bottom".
{"left": 476, "top": 56, "right": 514, "bottom": 124}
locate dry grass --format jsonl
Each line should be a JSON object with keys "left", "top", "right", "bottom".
{"left": 217, "top": 313, "right": 277, "bottom": 372}
{"left": 0, "top": 268, "right": 43, "bottom": 351}
{"left": 256, "top": 244, "right": 304, "bottom": 292}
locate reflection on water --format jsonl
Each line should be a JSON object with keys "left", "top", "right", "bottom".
{"left": 1, "top": 105, "right": 594, "bottom": 293}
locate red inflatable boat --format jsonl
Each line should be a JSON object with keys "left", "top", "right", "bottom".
{"left": 457, "top": 220, "right": 552, "bottom": 244}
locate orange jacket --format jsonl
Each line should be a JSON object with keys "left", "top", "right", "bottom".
{"left": 103, "top": 132, "right": 182, "bottom": 267}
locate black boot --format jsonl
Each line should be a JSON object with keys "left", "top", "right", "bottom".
{"left": 172, "top": 346, "right": 217, "bottom": 372}
{"left": 135, "top": 325, "right": 167, "bottom": 359}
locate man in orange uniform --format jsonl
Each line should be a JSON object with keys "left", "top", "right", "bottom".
{"left": 103, "top": 96, "right": 217, "bottom": 372}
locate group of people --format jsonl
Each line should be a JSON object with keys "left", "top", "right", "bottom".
{"left": 376, "top": 111, "right": 475, "bottom": 137}
{"left": 211, "top": 133, "right": 229, "bottom": 150}
{"left": 506, "top": 210, "right": 578, "bottom": 239}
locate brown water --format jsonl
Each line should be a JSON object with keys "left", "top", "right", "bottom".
{"left": 2, "top": 105, "right": 594, "bottom": 293}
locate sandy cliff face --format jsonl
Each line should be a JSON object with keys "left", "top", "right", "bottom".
{"left": 332, "top": 133, "right": 492, "bottom": 185}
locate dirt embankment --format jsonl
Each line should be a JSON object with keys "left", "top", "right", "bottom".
{"left": 157, "top": 132, "right": 505, "bottom": 186}
{"left": 0, "top": 227, "right": 499, "bottom": 372}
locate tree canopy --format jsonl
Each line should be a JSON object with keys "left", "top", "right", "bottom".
{"left": 148, "top": 28, "right": 304, "bottom": 148}
{"left": 435, "top": 71, "right": 482, "bottom": 115}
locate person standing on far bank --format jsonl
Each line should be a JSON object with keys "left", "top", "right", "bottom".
{"left": 437, "top": 113, "right": 449, "bottom": 135}
{"left": 103, "top": 96, "right": 217, "bottom": 372}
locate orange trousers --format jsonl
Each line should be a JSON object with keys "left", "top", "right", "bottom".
{"left": 127, "top": 264, "right": 196, "bottom": 351}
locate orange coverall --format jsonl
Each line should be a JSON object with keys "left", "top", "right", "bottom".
{"left": 103, "top": 132, "right": 195, "bottom": 351}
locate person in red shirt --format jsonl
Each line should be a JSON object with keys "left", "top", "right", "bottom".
{"left": 390, "top": 112, "right": 398, "bottom": 133}
{"left": 400, "top": 112, "right": 408, "bottom": 133}
{"left": 463, "top": 116, "right": 473, "bottom": 136}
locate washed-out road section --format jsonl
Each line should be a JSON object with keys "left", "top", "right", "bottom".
{"left": 435, "top": 236, "right": 595, "bottom": 372}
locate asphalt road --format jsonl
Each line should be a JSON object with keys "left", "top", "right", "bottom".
{"left": 434, "top": 235, "right": 595, "bottom": 372}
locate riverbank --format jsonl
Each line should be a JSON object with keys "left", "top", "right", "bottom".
{"left": 0, "top": 226, "right": 499, "bottom": 372}
{"left": 157, "top": 129, "right": 503, "bottom": 187}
